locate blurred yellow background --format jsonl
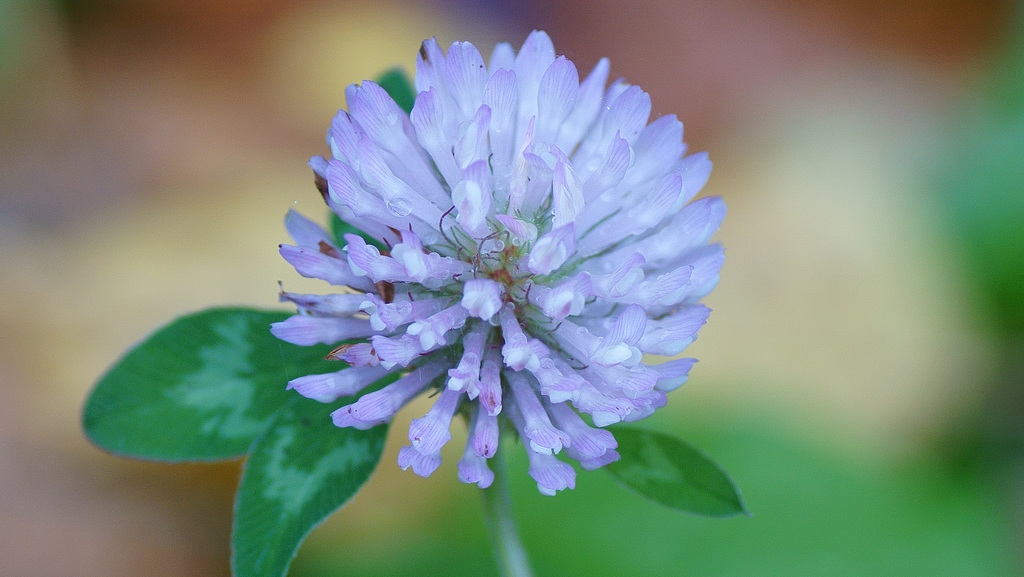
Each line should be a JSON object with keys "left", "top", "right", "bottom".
{"left": 2, "top": 0, "right": 1022, "bottom": 575}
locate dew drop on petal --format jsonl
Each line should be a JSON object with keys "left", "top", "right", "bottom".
{"left": 386, "top": 198, "right": 412, "bottom": 217}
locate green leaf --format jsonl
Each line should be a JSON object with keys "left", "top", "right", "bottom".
{"left": 83, "top": 307, "right": 337, "bottom": 461}
{"left": 232, "top": 394, "right": 389, "bottom": 577}
{"left": 606, "top": 427, "right": 747, "bottom": 517}
{"left": 376, "top": 67, "right": 416, "bottom": 114}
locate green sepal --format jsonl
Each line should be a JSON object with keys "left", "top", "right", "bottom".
{"left": 329, "top": 212, "right": 387, "bottom": 251}
{"left": 376, "top": 66, "right": 416, "bottom": 114}
{"left": 606, "top": 427, "right": 748, "bottom": 517}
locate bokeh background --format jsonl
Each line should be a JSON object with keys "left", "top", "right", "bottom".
{"left": 2, "top": 0, "right": 1024, "bottom": 575}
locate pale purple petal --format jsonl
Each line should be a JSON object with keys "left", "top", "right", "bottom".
{"left": 556, "top": 57, "right": 609, "bottom": 152}
{"left": 499, "top": 305, "right": 543, "bottom": 372}
{"left": 398, "top": 445, "right": 443, "bottom": 477}
{"left": 287, "top": 365, "right": 389, "bottom": 403}
{"left": 445, "top": 41, "right": 488, "bottom": 119}
{"left": 276, "top": 31, "right": 724, "bottom": 493}
{"left": 577, "top": 449, "right": 620, "bottom": 471}
{"left": 454, "top": 104, "right": 492, "bottom": 170}
{"left": 535, "top": 56, "right": 578, "bottom": 143}
{"left": 452, "top": 164, "right": 493, "bottom": 238}
{"left": 270, "top": 315, "right": 375, "bottom": 346}
{"left": 461, "top": 278, "right": 503, "bottom": 321}
{"left": 527, "top": 223, "right": 575, "bottom": 275}
{"left": 603, "top": 84, "right": 651, "bottom": 144}
{"left": 331, "top": 362, "right": 445, "bottom": 429}
{"left": 414, "top": 37, "right": 447, "bottom": 95}
{"left": 407, "top": 387, "right": 461, "bottom": 454}
{"left": 279, "top": 244, "right": 373, "bottom": 291}
{"left": 478, "top": 351, "right": 503, "bottom": 415}
{"left": 526, "top": 449, "right": 576, "bottom": 496}
{"left": 360, "top": 294, "right": 448, "bottom": 332}
{"left": 410, "top": 87, "right": 462, "bottom": 187}
{"left": 527, "top": 357, "right": 585, "bottom": 404}
{"left": 483, "top": 68, "right": 518, "bottom": 178}
{"left": 284, "top": 210, "right": 333, "bottom": 247}
{"left": 447, "top": 322, "right": 488, "bottom": 393}
{"left": 488, "top": 42, "right": 516, "bottom": 73}
{"left": 279, "top": 291, "right": 366, "bottom": 316}
{"left": 637, "top": 305, "right": 711, "bottom": 356}
{"left": 329, "top": 342, "right": 380, "bottom": 366}
{"left": 469, "top": 404, "right": 499, "bottom": 458}
{"left": 530, "top": 272, "right": 592, "bottom": 320}
{"left": 457, "top": 444, "right": 494, "bottom": 488}
{"left": 507, "top": 373, "right": 570, "bottom": 455}
{"left": 651, "top": 357, "right": 697, "bottom": 392}
{"left": 370, "top": 333, "right": 424, "bottom": 369}
{"left": 548, "top": 401, "right": 617, "bottom": 461}
{"left": 514, "top": 30, "right": 556, "bottom": 141}
{"left": 407, "top": 304, "right": 469, "bottom": 350}
{"left": 551, "top": 158, "right": 584, "bottom": 227}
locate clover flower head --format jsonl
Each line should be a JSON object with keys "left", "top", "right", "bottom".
{"left": 272, "top": 30, "right": 725, "bottom": 494}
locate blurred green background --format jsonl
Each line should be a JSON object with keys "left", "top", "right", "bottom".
{"left": 2, "top": 0, "right": 1023, "bottom": 575}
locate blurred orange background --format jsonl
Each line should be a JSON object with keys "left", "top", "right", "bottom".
{"left": 2, "top": 0, "right": 1022, "bottom": 575}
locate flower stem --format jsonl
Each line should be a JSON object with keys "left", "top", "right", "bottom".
{"left": 481, "top": 441, "right": 534, "bottom": 577}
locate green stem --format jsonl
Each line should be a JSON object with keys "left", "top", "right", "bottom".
{"left": 481, "top": 442, "right": 534, "bottom": 577}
